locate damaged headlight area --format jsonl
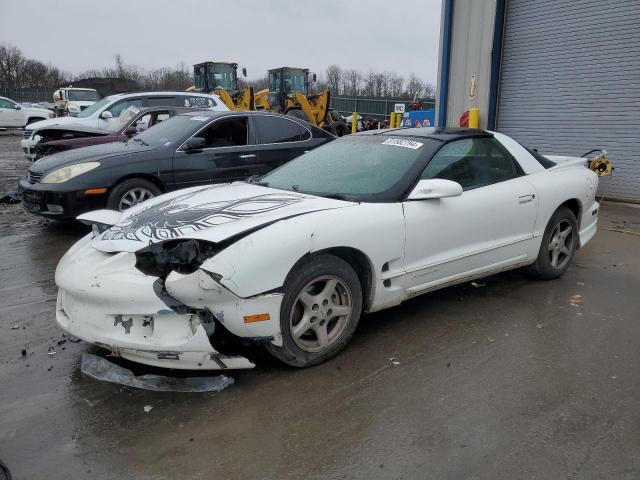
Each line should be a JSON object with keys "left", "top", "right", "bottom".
{"left": 135, "top": 239, "right": 221, "bottom": 278}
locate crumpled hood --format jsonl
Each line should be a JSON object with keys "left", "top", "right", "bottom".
{"left": 38, "top": 123, "right": 110, "bottom": 136}
{"left": 27, "top": 116, "right": 86, "bottom": 131}
{"left": 92, "top": 182, "right": 354, "bottom": 253}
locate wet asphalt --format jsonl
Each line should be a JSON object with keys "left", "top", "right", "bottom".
{"left": 0, "top": 132, "right": 639, "bottom": 480}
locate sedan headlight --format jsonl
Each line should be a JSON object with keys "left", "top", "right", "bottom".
{"left": 41, "top": 162, "right": 100, "bottom": 184}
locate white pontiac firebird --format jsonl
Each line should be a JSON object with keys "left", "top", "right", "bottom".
{"left": 55, "top": 128, "right": 603, "bottom": 370}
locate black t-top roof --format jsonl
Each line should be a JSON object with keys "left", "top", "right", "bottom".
{"left": 360, "top": 127, "right": 493, "bottom": 142}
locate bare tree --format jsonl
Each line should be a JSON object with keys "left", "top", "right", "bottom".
{"left": 325, "top": 64, "right": 342, "bottom": 95}
{"left": 342, "top": 69, "right": 362, "bottom": 96}
{"left": 0, "top": 43, "right": 26, "bottom": 89}
{"left": 1, "top": 43, "right": 436, "bottom": 102}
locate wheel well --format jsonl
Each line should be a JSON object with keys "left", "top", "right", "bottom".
{"left": 316, "top": 247, "right": 374, "bottom": 311}
{"left": 111, "top": 174, "right": 165, "bottom": 193}
{"left": 560, "top": 198, "right": 582, "bottom": 226}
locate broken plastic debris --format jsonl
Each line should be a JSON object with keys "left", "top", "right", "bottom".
{"left": 389, "top": 357, "right": 400, "bottom": 366}
{"left": 569, "top": 294, "right": 583, "bottom": 307}
{"left": 47, "top": 347, "right": 56, "bottom": 356}
{"left": 0, "top": 192, "right": 21, "bottom": 204}
{"left": 80, "top": 353, "right": 234, "bottom": 393}
{"left": 470, "top": 281, "right": 486, "bottom": 288}
{"left": 144, "top": 405, "right": 153, "bottom": 413}
{"left": 10, "top": 325, "right": 19, "bottom": 330}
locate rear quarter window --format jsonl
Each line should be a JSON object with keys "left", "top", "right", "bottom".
{"left": 254, "top": 115, "right": 311, "bottom": 143}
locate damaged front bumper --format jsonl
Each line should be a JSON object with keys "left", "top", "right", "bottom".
{"left": 55, "top": 234, "right": 284, "bottom": 370}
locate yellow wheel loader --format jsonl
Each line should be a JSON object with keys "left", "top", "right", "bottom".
{"left": 191, "top": 62, "right": 255, "bottom": 111}
{"left": 254, "top": 67, "right": 348, "bottom": 136}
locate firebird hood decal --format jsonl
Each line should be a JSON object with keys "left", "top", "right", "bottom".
{"left": 102, "top": 189, "right": 306, "bottom": 242}
{"left": 92, "top": 183, "right": 352, "bottom": 253}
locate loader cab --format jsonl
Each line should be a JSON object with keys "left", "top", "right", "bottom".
{"left": 268, "top": 67, "right": 310, "bottom": 110}
{"left": 193, "top": 62, "right": 238, "bottom": 93}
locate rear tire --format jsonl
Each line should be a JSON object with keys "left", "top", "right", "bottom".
{"left": 106, "top": 178, "right": 161, "bottom": 212}
{"left": 266, "top": 254, "right": 363, "bottom": 368}
{"left": 331, "top": 121, "right": 348, "bottom": 137}
{"left": 526, "top": 206, "right": 578, "bottom": 279}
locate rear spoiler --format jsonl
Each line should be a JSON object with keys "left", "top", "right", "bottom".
{"left": 545, "top": 149, "right": 613, "bottom": 177}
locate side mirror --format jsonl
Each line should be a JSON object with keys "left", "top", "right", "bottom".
{"left": 100, "top": 110, "right": 113, "bottom": 119}
{"left": 407, "top": 179, "right": 463, "bottom": 200}
{"left": 15, "top": 104, "right": 22, "bottom": 110}
{"left": 312, "top": 73, "right": 317, "bottom": 83}
{"left": 242, "top": 67, "right": 247, "bottom": 77}
{"left": 184, "top": 137, "right": 207, "bottom": 151}
{"left": 124, "top": 126, "right": 137, "bottom": 136}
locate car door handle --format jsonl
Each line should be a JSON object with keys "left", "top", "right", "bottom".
{"left": 239, "top": 154, "right": 256, "bottom": 159}
{"left": 518, "top": 194, "right": 535, "bottom": 204}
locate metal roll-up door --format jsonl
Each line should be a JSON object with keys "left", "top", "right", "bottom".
{"left": 496, "top": 0, "right": 640, "bottom": 202}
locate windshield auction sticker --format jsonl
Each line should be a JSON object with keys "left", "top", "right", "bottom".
{"left": 381, "top": 138, "right": 424, "bottom": 149}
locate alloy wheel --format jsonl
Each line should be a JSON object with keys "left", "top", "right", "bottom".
{"left": 548, "top": 219, "right": 574, "bottom": 269}
{"left": 118, "top": 187, "right": 154, "bottom": 211}
{"left": 289, "top": 275, "right": 353, "bottom": 352}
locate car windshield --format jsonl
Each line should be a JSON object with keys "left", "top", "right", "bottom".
{"left": 106, "top": 107, "right": 140, "bottom": 132}
{"left": 76, "top": 97, "right": 113, "bottom": 118}
{"left": 260, "top": 135, "right": 438, "bottom": 201}
{"left": 68, "top": 90, "right": 100, "bottom": 102}
{"left": 133, "top": 114, "right": 202, "bottom": 147}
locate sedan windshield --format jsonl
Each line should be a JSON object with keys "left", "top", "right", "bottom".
{"left": 77, "top": 97, "right": 113, "bottom": 118}
{"left": 260, "top": 135, "right": 438, "bottom": 201}
{"left": 133, "top": 114, "right": 202, "bottom": 147}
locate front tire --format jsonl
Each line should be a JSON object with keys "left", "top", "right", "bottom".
{"left": 266, "top": 254, "right": 363, "bottom": 367}
{"left": 527, "top": 206, "right": 578, "bottom": 279}
{"left": 106, "top": 178, "right": 161, "bottom": 212}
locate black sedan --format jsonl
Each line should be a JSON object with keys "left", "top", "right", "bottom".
{"left": 18, "top": 111, "right": 334, "bottom": 220}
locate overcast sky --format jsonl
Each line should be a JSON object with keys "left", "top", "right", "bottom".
{"left": 0, "top": 0, "right": 441, "bottom": 84}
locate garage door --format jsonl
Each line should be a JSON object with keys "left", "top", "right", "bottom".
{"left": 496, "top": 0, "right": 640, "bottom": 202}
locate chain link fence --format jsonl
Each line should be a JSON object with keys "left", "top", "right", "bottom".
{"left": 330, "top": 95, "right": 436, "bottom": 120}
{"left": 0, "top": 87, "right": 53, "bottom": 103}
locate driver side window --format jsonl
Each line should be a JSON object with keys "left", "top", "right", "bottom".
{"left": 421, "top": 137, "right": 521, "bottom": 190}
{"left": 192, "top": 117, "right": 248, "bottom": 148}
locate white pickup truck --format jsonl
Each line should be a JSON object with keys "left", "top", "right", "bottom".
{"left": 0, "top": 96, "right": 54, "bottom": 128}
{"left": 53, "top": 87, "right": 100, "bottom": 117}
